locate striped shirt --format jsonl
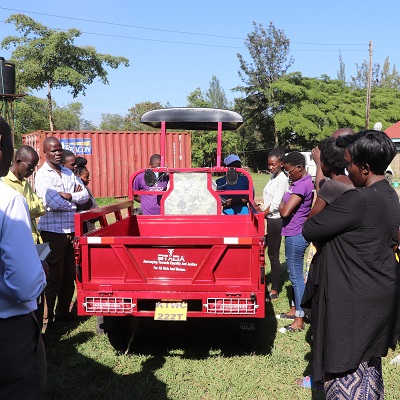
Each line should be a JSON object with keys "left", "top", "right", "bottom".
{"left": 35, "top": 161, "right": 89, "bottom": 234}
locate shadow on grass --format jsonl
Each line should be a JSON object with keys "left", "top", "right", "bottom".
{"left": 127, "top": 304, "right": 278, "bottom": 359}
{"left": 45, "top": 331, "right": 170, "bottom": 400}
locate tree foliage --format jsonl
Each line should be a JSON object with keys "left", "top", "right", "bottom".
{"left": 125, "top": 101, "right": 163, "bottom": 131}
{"left": 271, "top": 72, "right": 400, "bottom": 149}
{"left": 234, "top": 21, "right": 294, "bottom": 168}
{"left": 99, "top": 113, "right": 126, "bottom": 130}
{"left": 206, "top": 75, "right": 230, "bottom": 109}
{"left": 2, "top": 13, "right": 129, "bottom": 130}
{"left": 53, "top": 102, "right": 83, "bottom": 131}
{"left": 187, "top": 77, "right": 239, "bottom": 167}
{"left": 350, "top": 56, "right": 400, "bottom": 89}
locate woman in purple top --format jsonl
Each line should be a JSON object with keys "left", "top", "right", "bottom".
{"left": 278, "top": 152, "right": 314, "bottom": 332}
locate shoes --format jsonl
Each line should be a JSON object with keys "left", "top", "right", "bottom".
{"left": 296, "top": 375, "right": 324, "bottom": 390}
{"left": 390, "top": 355, "right": 400, "bottom": 365}
{"left": 278, "top": 324, "right": 304, "bottom": 333}
{"left": 276, "top": 313, "right": 295, "bottom": 320}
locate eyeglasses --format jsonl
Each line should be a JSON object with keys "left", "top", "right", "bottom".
{"left": 283, "top": 165, "right": 300, "bottom": 176}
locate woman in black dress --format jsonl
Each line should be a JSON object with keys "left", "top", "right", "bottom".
{"left": 302, "top": 130, "right": 400, "bottom": 399}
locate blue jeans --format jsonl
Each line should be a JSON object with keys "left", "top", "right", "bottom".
{"left": 285, "top": 233, "right": 309, "bottom": 318}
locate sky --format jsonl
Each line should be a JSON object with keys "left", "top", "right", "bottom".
{"left": 1, "top": 1, "right": 400, "bottom": 126}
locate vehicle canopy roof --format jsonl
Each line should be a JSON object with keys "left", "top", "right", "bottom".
{"left": 140, "top": 108, "right": 243, "bottom": 131}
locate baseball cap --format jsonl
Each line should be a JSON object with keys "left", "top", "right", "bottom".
{"left": 223, "top": 154, "right": 241, "bottom": 166}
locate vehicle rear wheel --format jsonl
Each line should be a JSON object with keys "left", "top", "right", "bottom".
{"left": 385, "top": 172, "right": 393, "bottom": 186}
{"left": 102, "top": 316, "right": 135, "bottom": 353}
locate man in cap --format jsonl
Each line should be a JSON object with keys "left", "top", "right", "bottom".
{"left": 216, "top": 154, "right": 250, "bottom": 214}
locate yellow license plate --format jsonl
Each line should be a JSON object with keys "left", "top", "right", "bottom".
{"left": 154, "top": 302, "right": 187, "bottom": 321}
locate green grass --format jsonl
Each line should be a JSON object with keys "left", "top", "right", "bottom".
{"left": 50, "top": 173, "right": 399, "bottom": 399}
{"left": 45, "top": 267, "right": 400, "bottom": 400}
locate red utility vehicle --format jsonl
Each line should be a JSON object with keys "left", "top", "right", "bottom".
{"left": 74, "top": 108, "right": 266, "bottom": 351}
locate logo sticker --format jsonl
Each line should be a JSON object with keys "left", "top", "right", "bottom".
{"left": 143, "top": 249, "right": 198, "bottom": 272}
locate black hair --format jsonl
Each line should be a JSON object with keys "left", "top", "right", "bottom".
{"left": 0, "top": 116, "right": 11, "bottom": 139}
{"left": 75, "top": 156, "right": 87, "bottom": 168}
{"left": 283, "top": 151, "right": 305, "bottom": 167}
{"left": 336, "top": 130, "right": 397, "bottom": 175}
{"left": 75, "top": 165, "right": 88, "bottom": 177}
{"left": 0, "top": 116, "right": 13, "bottom": 176}
{"left": 319, "top": 137, "right": 347, "bottom": 173}
{"left": 268, "top": 147, "right": 285, "bottom": 161}
{"left": 15, "top": 145, "right": 38, "bottom": 161}
{"left": 61, "top": 149, "right": 75, "bottom": 164}
{"left": 150, "top": 154, "right": 161, "bottom": 164}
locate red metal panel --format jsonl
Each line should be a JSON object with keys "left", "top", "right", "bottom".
{"left": 22, "top": 131, "right": 192, "bottom": 198}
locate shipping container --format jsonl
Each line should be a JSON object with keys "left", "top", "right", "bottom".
{"left": 23, "top": 130, "right": 191, "bottom": 198}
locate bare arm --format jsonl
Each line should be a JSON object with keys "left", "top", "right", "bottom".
{"left": 307, "top": 196, "right": 328, "bottom": 219}
{"left": 280, "top": 194, "right": 302, "bottom": 218}
{"left": 312, "top": 146, "right": 325, "bottom": 193}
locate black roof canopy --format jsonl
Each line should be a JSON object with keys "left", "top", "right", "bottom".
{"left": 140, "top": 108, "right": 243, "bottom": 131}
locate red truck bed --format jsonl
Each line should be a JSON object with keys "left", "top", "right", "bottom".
{"left": 75, "top": 203, "right": 265, "bottom": 319}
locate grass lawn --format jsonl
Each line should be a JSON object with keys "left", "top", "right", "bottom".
{"left": 44, "top": 173, "right": 400, "bottom": 399}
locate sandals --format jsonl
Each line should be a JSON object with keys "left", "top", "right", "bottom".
{"left": 278, "top": 324, "right": 304, "bottom": 333}
{"left": 296, "top": 375, "right": 324, "bottom": 390}
{"left": 276, "top": 313, "right": 295, "bottom": 320}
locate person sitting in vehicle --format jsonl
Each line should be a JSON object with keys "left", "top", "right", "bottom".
{"left": 216, "top": 154, "right": 250, "bottom": 215}
{"left": 133, "top": 154, "right": 169, "bottom": 215}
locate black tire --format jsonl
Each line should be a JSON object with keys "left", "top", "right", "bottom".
{"left": 385, "top": 172, "right": 393, "bottom": 186}
{"left": 103, "top": 316, "right": 133, "bottom": 353}
{"left": 96, "top": 316, "right": 104, "bottom": 334}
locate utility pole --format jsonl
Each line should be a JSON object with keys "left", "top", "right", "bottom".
{"left": 365, "top": 41, "right": 373, "bottom": 129}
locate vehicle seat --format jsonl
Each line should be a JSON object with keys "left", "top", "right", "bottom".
{"left": 164, "top": 172, "right": 217, "bottom": 215}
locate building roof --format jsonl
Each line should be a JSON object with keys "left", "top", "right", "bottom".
{"left": 385, "top": 121, "right": 400, "bottom": 139}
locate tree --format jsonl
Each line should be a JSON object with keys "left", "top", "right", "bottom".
{"left": 99, "top": 113, "right": 126, "bottom": 130}
{"left": 2, "top": 14, "right": 129, "bottom": 130}
{"left": 205, "top": 75, "right": 230, "bottom": 108}
{"left": 187, "top": 81, "right": 239, "bottom": 167}
{"left": 125, "top": 101, "right": 163, "bottom": 131}
{"left": 234, "top": 21, "right": 293, "bottom": 167}
{"left": 271, "top": 72, "right": 400, "bottom": 149}
{"left": 53, "top": 102, "right": 83, "bottom": 131}
{"left": 337, "top": 51, "right": 346, "bottom": 82}
{"left": 350, "top": 59, "right": 380, "bottom": 89}
{"left": 379, "top": 57, "right": 400, "bottom": 89}
{"left": 13, "top": 95, "right": 49, "bottom": 145}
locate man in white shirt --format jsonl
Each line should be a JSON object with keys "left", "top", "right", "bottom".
{"left": 0, "top": 116, "right": 47, "bottom": 399}
{"left": 35, "top": 137, "right": 89, "bottom": 329}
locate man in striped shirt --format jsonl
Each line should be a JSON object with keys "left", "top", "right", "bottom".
{"left": 35, "top": 137, "right": 89, "bottom": 330}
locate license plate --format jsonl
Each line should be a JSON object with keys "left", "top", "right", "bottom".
{"left": 154, "top": 302, "right": 187, "bottom": 321}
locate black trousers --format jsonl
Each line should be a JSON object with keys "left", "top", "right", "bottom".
{"left": 40, "top": 231, "right": 75, "bottom": 322}
{"left": 0, "top": 312, "right": 46, "bottom": 400}
{"left": 266, "top": 217, "right": 283, "bottom": 292}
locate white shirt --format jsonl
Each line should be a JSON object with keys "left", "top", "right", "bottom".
{"left": 35, "top": 162, "right": 89, "bottom": 234}
{"left": 0, "top": 182, "right": 46, "bottom": 318}
{"left": 262, "top": 172, "right": 289, "bottom": 219}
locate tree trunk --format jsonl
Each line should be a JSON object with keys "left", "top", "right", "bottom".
{"left": 47, "top": 81, "right": 54, "bottom": 131}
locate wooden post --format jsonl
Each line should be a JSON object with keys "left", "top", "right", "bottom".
{"left": 365, "top": 41, "right": 373, "bottom": 130}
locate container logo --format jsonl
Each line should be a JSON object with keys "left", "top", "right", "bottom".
{"left": 60, "top": 138, "right": 92, "bottom": 155}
